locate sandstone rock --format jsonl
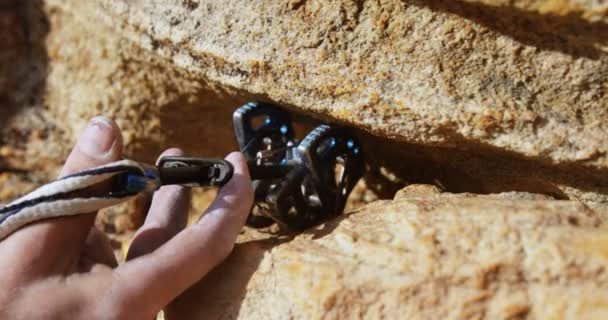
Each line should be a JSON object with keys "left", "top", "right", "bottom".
{"left": 1, "top": 2, "right": 608, "bottom": 318}
{"left": 91, "top": 0, "right": 608, "bottom": 169}
{"left": 22, "top": 0, "right": 605, "bottom": 206}
{"left": 0, "top": 1, "right": 605, "bottom": 226}
{"left": 0, "top": 1, "right": 60, "bottom": 177}
{"left": 0, "top": 2, "right": 251, "bottom": 230}
{"left": 168, "top": 186, "right": 608, "bottom": 319}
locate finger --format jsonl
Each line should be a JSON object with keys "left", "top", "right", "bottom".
{"left": 80, "top": 228, "right": 118, "bottom": 271}
{"left": 126, "top": 148, "right": 191, "bottom": 261}
{"left": 113, "top": 152, "right": 253, "bottom": 314}
{"left": 2, "top": 117, "right": 123, "bottom": 276}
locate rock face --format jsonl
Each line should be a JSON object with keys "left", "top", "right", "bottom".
{"left": 34, "top": 0, "right": 608, "bottom": 205}
{"left": 1, "top": 1, "right": 608, "bottom": 318}
{"left": 168, "top": 186, "right": 608, "bottom": 319}
{"left": 95, "top": 0, "right": 608, "bottom": 168}
{"left": 1, "top": 0, "right": 607, "bottom": 205}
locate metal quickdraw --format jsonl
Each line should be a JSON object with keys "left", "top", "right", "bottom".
{"left": 0, "top": 103, "right": 363, "bottom": 239}
{"left": 234, "top": 102, "right": 364, "bottom": 230}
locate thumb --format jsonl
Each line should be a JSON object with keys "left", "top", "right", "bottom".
{"left": 51, "top": 115, "right": 123, "bottom": 240}
{"left": 60, "top": 116, "right": 123, "bottom": 177}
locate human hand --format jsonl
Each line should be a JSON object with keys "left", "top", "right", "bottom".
{"left": 0, "top": 116, "right": 253, "bottom": 319}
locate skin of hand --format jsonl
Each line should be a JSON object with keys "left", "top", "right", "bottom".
{"left": 0, "top": 116, "right": 254, "bottom": 319}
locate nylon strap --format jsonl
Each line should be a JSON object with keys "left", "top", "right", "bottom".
{"left": 0, "top": 160, "right": 159, "bottom": 240}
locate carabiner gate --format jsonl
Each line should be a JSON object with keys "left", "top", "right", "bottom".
{"left": 157, "top": 156, "right": 234, "bottom": 188}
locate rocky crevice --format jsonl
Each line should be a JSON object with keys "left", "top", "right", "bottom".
{"left": 0, "top": 1, "right": 607, "bottom": 318}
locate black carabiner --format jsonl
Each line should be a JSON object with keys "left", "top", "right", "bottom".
{"left": 157, "top": 156, "right": 234, "bottom": 187}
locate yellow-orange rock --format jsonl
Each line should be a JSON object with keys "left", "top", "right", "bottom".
{"left": 168, "top": 186, "right": 608, "bottom": 319}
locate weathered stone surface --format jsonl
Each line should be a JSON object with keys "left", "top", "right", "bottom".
{"left": 17, "top": 0, "right": 603, "bottom": 206}
{"left": 0, "top": 1, "right": 58, "bottom": 178}
{"left": 168, "top": 185, "right": 608, "bottom": 319}
{"left": 2, "top": 1, "right": 607, "bottom": 204}
{"left": 0, "top": 2, "right": 607, "bottom": 319}
{"left": 92, "top": 0, "right": 608, "bottom": 170}
{"left": 0, "top": 0, "right": 160, "bottom": 178}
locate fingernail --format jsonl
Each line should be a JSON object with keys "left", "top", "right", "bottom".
{"left": 78, "top": 116, "right": 116, "bottom": 159}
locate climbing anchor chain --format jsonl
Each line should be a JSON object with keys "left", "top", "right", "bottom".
{"left": 233, "top": 102, "right": 364, "bottom": 230}
{"left": 0, "top": 158, "right": 233, "bottom": 240}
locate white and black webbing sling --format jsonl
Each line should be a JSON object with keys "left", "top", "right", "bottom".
{"left": 0, "top": 157, "right": 233, "bottom": 240}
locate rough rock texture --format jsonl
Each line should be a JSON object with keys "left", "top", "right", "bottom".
{"left": 0, "top": 1, "right": 153, "bottom": 179}
{"left": 1, "top": 1, "right": 608, "bottom": 318}
{"left": 0, "top": 1, "right": 255, "bottom": 234}
{"left": 94, "top": 0, "right": 608, "bottom": 168}
{"left": 33, "top": 0, "right": 606, "bottom": 206}
{"left": 169, "top": 185, "right": 608, "bottom": 319}
{"left": 1, "top": 1, "right": 607, "bottom": 205}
